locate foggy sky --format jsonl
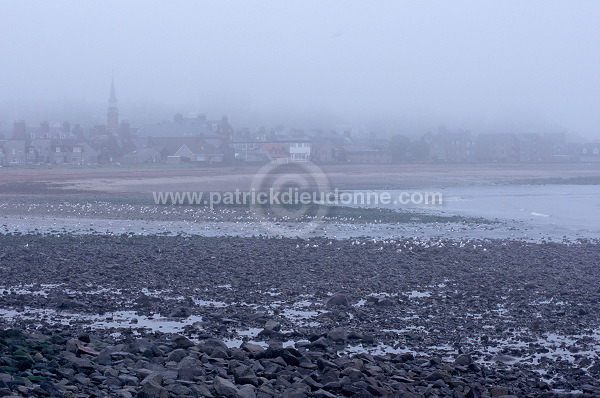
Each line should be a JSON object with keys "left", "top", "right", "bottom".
{"left": 1, "top": 1, "right": 599, "bottom": 139}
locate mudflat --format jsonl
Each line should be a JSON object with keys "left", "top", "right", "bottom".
{"left": 1, "top": 162, "right": 600, "bottom": 194}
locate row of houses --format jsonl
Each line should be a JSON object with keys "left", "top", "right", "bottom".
{"left": 228, "top": 131, "right": 600, "bottom": 164}
{"left": 426, "top": 129, "right": 597, "bottom": 163}
{"left": 2, "top": 117, "right": 599, "bottom": 166}
{"left": 0, "top": 139, "right": 98, "bottom": 166}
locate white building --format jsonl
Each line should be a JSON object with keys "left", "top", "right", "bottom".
{"left": 288, "top": 141, "right": 311, "bottom": 162}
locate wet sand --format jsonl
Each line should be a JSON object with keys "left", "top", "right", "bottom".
{"left": 2, "top": 162, "right": 600, "bottom": 193}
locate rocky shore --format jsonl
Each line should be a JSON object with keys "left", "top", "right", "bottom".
{"left": 0, "top": 327, "right": 571, "bottom": 398}
{"left": 1, "top": 234, "right": 600, "bottom": 397}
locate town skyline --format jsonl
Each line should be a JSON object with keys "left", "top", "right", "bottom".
{"left": 0, "top": 76, "right": 591, "bottom": 144}
{"left": 1, "top": 77, "right": 599, "bottom": 167}
{"left": 1, "top": 1, "right": 600, "bottom": 140}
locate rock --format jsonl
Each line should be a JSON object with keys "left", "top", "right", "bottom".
{"left": 242, "top": 342, "right": 265, "bottom": 356}
{"left": 200, "top": 339, "right": 229, "bottom": 355}
{"left": 491, "top": 355, "right": 517, "bottom": 364}
{"left": 173, "top": 335, "right": 194, "bottom": 349}
{"left": 264, "top": 320, "right": 281, "bottom": 331}
{"left": 39, "top": 381, "right": 67, "bottom": 398}
{"left": 433, "top": 379, "right": 447, "bottom": 388}
{"left": 313, "top": 389, "right": 337, "bottom": 398}
{"left": 262, "top": 362, "right": 282, "bottom": 379}
{"left": 234, "top": 365, "right": 259, "bottom": 386}
{"left": 141, "top": 372, "right": 163, "bottom": 385}
{"left": 74, "top": 340, "right": 100, "bottom": 356}
{"left": 376, "top": 297, "right": 394, "bottom": 307}
{"left": 367, "top": 384, "right": 390, "bottom": 396}
{"left": 490, "top": 387, "right": 510, "bottom": 397}
{"left": 64, "top": 354, "right": 95, "bottom": 374}
{"left": 169, "top": 306, "right": 191, "bottom": 318}
{"left": 118, "top": 374, "right": 139, "bottom": 386}
{"left": 454, "top": 354, "right": 472, "bottom": 366}
{"left": 325, "top": 293, "right": 350, "bottom": 307}
{"left": 238, "top": 385, "right": 257, "bottom": 398}
{"left": 115, "top": 389, "right": 135, "bottom": 398}
{"left": 248, "top": 312, "right": 268, "bottom": 322}
{"left": 211, "top": 347, "right": 230, "bottom": 359}
{"left": 65, "top": 339, "right": 79, "bottom": 353}
{"left": 166, "top": 383, "right": 192, "bottom": 395}
{"left": 190, "top": 383, "right": 214, "bottom": 397}
{"left": 426, "top": 371, "right": 445, "bottom": 381}
{"left": 309, "top": 336, "right": 330, "bottom": 349}
{"left": 282, "top": 391, "right": 308, "bottom": 398}
{"left": 177, "top": 357, "right": 204, "bottom": 381}
{"left": 138, "top": 380, "right": 168, "bottom": 398}
{"left": 213, "top": 376, "right": 239, "bottom": 397}
{"left": 56, "top": 298, "right": 86, "bottom": 310}
{"left": 257, "top": 328, "right": 282, "bottom": 339}
{"left": 302, "top": 375, "right": 323, "bottom": 389}
{"left": 468, "top": 362, "right": 481, "bottom": 372}
{"left": 77, "top": 334, "right": 91, "bottom": 343}
{"left": 360, "top": 334, "right": 376, "bottom": 344}
{"left": 166, "top": 348, "right": 187, "bottom": 363}
{"left": 327, "top": 327, "right": 349, "bottom": 342}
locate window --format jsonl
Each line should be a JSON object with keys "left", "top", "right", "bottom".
{"left": 56, "top": 147, "right": 61, "bottom": 153}
{"left": 73, "top": 147, "right": 82, "bottom": 153}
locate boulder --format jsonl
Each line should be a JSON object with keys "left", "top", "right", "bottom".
{"left": 327, "top": 327, "right": 349, "bottom": 342}
{"left": 234, "top": 365, "right": 259, "bottom": 386}
{"left": 325, "top": 293, "right": 350, "bottom": 307}
{"left": 213, "top": 376, "right": 239, "bottom": 397}
{"left": 173, "top": 335, "right": 195, "bottom": 349}
{"left": 138, "top": 380, "right": 168, "bottom": 398}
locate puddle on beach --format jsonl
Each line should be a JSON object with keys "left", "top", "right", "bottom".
{"left": 407, "top": 291, "right": 432, "bottom": 298}
{"left": 0, "top": 307, "right": 203, "bottom": 334}
{"left": 2, "top": 297, "right": 600, "bottom": 382}
{"left": 2, "top": 281, "right": 600, "bottom": 384}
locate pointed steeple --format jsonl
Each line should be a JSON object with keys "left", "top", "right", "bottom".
{"left": 107, "top": 76, "right": 119, "bottom": 131}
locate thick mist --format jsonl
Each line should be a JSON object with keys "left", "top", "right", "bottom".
{"left": 1, "top": 1, "right": 599, "bottom": 139}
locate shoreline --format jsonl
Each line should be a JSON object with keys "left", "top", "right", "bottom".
{"left": 1, "top": 235, "right": 599, "bottom": 396}
{"left": 2, "top": 163, "right": 600, "bottom": 396}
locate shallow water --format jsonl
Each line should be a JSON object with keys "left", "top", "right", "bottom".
{"left": 363, "top": 184, "right": 600, "bottom": 236}
{"left": 1, "top": 214, "right": 591, "bottom": 241}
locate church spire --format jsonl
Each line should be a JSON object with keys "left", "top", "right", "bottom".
{"left": 107, "top": 76, "right": 119, "bottom": 131}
